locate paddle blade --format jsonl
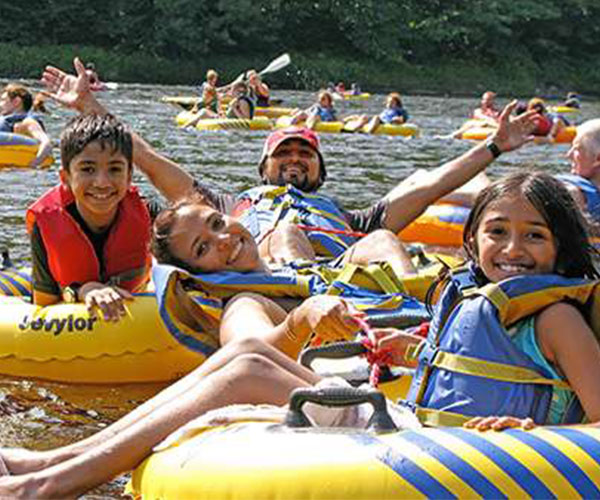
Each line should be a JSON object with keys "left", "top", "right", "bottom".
{"left": 259, "top": 53, "right": 291, "bottom": 76}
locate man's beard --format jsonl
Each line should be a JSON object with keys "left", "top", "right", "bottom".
{"left": 271, "top": 169, "right": 319, "bottom": 193}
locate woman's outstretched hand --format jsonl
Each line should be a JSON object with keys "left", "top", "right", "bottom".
{"left": 296, "top": 295, "right": 364, "bottom": 343}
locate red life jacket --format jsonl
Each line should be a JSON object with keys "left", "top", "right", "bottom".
{"left": 532, "top": 113, "right": 553, "bottom": 136}
{"left": 26, "top": 184, "right": 151, "bottom": 292}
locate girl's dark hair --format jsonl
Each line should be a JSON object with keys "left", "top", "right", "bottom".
{"left": 151, "top": 194, "right": 215, "bottom": 272}
{"left": 463, "top": 171, "right": 599, "bottom": 279}
{"left": 60, "top": 113, "right": 132, "bottom": 172}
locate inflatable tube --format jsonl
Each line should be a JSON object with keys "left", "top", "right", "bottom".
{"left": 128, "top": 418, "right": 600, "bottom": 499}
{"left": 0, "top": 269, "right": 202, "bottom": 384}
{"left": 343, "top": 119, "right": 420, "bottom": 137}
{"left": 254, "top": 106, "right": 296, "bottom": 118}
{"left": 461, "top": 126, "right": 494, "bottom": 141}
{"left": 0, "top": 132, "right": 53, "bottom": 169}
{"left": 175, "top": 111, "right": 273, "bottom": 131}
{"left": 548, "top": 106, "right": 580, "bottom": 114}
{"left": 462, "top": 125, "right": 576, "bottom": 144}
{"left": 275, "top": 116, "right": 345, "bottom": 134}
{"left": 333, "top": 92, "right": 372, "bottom": 101}
{"left": 399, "top": 204, "right": 469, "bottom": 247}
{"left": 551, "top": 126, "right": 576, "bottom": 144}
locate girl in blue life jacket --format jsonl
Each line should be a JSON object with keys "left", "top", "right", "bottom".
{"left": 371, "top": 171, "right": 600, "bottom": 430}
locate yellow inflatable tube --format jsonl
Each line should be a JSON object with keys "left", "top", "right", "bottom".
{"left": 254, "top": 106, "right": 295, "bottom": 118}
{"left": 128, "top": 419, "right": 600, "bottom": 499}
{"left": 175, "top": 111, "right": 273, "bottom": 131}
{"left": 399, "top": 203, "right": 470, "bottom": 247}
{"left": 0, "top": 270, "right": 202, "bottom": 384}
{"left": 275, "top": 115, "right": 345, "bottom": 133}
{"left": 0, "top": 132, "right": 53, "bottom": 169}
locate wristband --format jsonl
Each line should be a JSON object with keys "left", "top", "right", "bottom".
{"left": 485, "top": 139, "right": 502, "bottom": 159}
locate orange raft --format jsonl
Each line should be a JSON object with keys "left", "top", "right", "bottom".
{"left": 399, "top": 204, "right": 470, "bottom": 247}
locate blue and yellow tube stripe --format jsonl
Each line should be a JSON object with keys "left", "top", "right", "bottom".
{"left": 0, "top": 269, "right": 32, "bottom": 297}
{"left": 372, "top": 426, "right": 600, "bottom": 498}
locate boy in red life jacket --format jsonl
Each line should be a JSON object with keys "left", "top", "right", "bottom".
{"left": 25, "top": 114, "right": 152, "bottom": 322}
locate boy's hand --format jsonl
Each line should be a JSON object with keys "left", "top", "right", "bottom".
{"left": 41, "top": 57, "right": 105, "bottom": 115}
{"left": 79, "top": 282, "right": 134, "bottom": 323}
{"left": 464, "top": 415, "right": 536, "bottom": 431}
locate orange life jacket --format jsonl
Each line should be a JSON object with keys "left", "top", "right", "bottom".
{"left": 26, "top": 184, "right": 151, "bottom": 291}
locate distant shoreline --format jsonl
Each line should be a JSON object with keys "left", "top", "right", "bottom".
{"left": 1, "top": 43, "right": 597, "bottom": 99}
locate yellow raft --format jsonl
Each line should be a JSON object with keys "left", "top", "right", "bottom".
{"left": 0, "top": 132, "right": 53, "bottom": 169}
{"left": 399, "top": 204, "right": 469, "bottom": 247}
{"left": 333, "top": 92, "right": 372, "bottom": 101}
{"left": 128, "top": 405, "right": 600, "bottom": 499}
{"left": 254, "top": 106, "right": 296, "bottom": 118}
{"left": 275, "top": 116, "right": 345, "bottom": 134}
{"left": 344, "top": 119, "right": 420, "bottom": 137}
{"left": 548, "top": 105, "right": 580, "bottom": 114}
{"left": 462, "top": 125, "right": 576, "bottom": 144}
{"left": 175, "top": 111, "right": 273, "bottom": 131}
{"left": 0, "top": 269, "right": 202, "bottom": 383}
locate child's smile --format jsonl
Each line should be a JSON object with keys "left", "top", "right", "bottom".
{"left": 473, "top": 195, "right": 558, "bottom": 282}
{"left": 60, "top": 141, "right": 131, "bottom": 233}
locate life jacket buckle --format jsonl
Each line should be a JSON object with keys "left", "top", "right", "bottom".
{"left": 417, "top": 341, "right": 439, "bottom": 365}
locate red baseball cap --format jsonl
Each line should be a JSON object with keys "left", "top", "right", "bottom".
{"left": 258, "top": 127, "right": 326, "bottom": 181}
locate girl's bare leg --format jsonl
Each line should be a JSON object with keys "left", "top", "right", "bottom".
{"left": 1, "top": 337, "right": 318, "bottom": 474}
{"left": 0, "top": 346, "right": 320, "bottom": 498}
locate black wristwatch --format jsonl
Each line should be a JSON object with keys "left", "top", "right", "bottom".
{"left": 62, "top": 283, "right": 82, "bottom": 303}
{"left": 485, "top": 139, "right": 503, "bottom": 159}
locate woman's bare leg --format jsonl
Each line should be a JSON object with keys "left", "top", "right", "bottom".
{"left": 0, "top": 347, "right": 319, "bottom": 498}
{"left": 1, "top": 337, "right": 317, "bottom": 474}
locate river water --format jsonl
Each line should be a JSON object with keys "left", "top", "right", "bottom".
{"left": 0, "top": 81, "right": 598, "bottom": 497}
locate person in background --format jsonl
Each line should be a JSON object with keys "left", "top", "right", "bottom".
{"left": 195, "top": 69, "right": 220, "bottom": 114}
{"left": 246, "top": 69, "right": 270, "bottom": 107}
{"left": 290, "top": 90, "right": 337, "bottom": 130}
{"left": 0, "top": 84, "right": 52, "bottom": 167}
{"left": 527, "top": 97, "right": 565, "bottom": 142}
{"left": 472, "top": 91, "right": 501, "bottom": 123}
{"left": 224, "top": 81, "right": 254, "bottom": 119}
{"left": 562, "top": 91, "right": 581, "bottom": 109}
{"left": 345, "top": 92, "right": 409, "bottom": 133}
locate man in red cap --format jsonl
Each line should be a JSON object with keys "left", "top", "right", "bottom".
{"left": 42, "top": 58, "right": 537, "bottom": 261}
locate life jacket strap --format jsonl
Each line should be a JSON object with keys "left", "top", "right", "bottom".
{"left": 430, "top": 349, "right": 572, "bottom": 389}
{"left": 414, "top": 406, "right": 472, "bottom": 427}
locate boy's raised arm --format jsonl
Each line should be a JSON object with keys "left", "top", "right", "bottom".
{"left": 41, "top": 58, "right": 196, "bottom": 203}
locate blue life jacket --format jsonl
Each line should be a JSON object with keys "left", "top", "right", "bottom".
{"left": 232, "top": 185, "right": 358, "bottom": 258}
{"left": 556, "top": 173, "right": 600, "bottom": 223}
{"left": 313, "top": 105, "right": 337, "bottom": 122}
{"left": 405, "top": 264, "right": 600, "bottom": 427}
{"left": 0, "top": 112, "right": 44, "bottom": 133}
{"left": 379, "top": 107, "right": 409, "bottom": 124}
{"left": 152, "top": 261, "right": 432, "bottom": 357}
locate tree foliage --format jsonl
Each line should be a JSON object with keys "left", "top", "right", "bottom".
{"left": 0, "top": 0, "right": 598, "bottom": 86}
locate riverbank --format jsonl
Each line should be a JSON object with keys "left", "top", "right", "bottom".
{"left": 0, "top": 43, "right": 597, "bottom": 99}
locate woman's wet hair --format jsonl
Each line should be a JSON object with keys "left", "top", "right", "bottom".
{"left": 151, "top": 194, "right": 215, "bottom": 272}
{"left": 60, "top": 113, "right": 132, "bottom": 172}
{"left": 463, "top": 171, "right": 599, "bottom": 279}
{"left": 387, "top": 92, "right": 402, "bottom": 107}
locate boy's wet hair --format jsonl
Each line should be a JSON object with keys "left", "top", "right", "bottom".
{"left": 151, "top": 194, "right": 216, "bottom": 273}
{"left": 4, "top": 84, "right": 33, "bottom": 112}
{"left": 60, "top": 113, "right": 133, "bottom": 171}
{"left": 463, "top": 171, "right": 600, "bottom": 280}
